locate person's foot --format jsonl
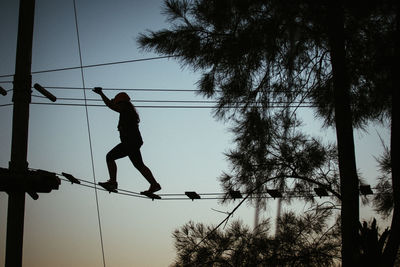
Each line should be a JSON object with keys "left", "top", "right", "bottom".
{"left": 147, "top": 182, "right": 161, "bottom": 193}
{"left": 99, "top": 180, "right": 118, "bottom": 190}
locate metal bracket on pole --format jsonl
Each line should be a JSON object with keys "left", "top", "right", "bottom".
{"left": 0, "top": 167, "right": 61, "bottom": 199}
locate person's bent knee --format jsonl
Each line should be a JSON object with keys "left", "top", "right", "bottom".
{"left": 106, "top": 151, "right": 115, "bottom": 162}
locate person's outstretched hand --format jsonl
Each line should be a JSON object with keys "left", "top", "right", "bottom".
{"left": 93, "top": 87, "right": 103, "bottom": 94}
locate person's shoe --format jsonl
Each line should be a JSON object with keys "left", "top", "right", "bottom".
{"left": 99, "top": 180, "right": 118, "bottom": 190}
{"left": 147, "top": 182, "right": 161, "bottom": 193}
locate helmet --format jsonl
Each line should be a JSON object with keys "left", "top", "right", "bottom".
{"left": 113, "top": 92, "right": 131, "bottom": 104}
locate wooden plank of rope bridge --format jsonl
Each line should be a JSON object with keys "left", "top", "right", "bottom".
{"left": 185, "top": 191, "right": 201, "bottom": 200}
{"left": 61, "top": 172, "right": 80, "bottom": 184}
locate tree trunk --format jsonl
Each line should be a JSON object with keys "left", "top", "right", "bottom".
{"left": 327, "top": 2, "right": 360, "bottom": 266}
{"left": 382, "top": 4, "right": 400, "bottom": 266}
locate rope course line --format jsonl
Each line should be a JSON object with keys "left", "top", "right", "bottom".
{"left": 28, "top": 102, "right": 319, "bottom": 109}
{"left": 30, "top": 95, "right": 315, "bottom": 105}
{"left": 0, "top": 102, "right": 322, "bottom": 109}
{"left": 34, "top": 86, "right": 199, "bottom": 92}
{"left": 31, "top": 55, "right": 178, "bottom": 75}
{"left": 187, "top": 175, "right": 380, "bottom": 251}
{"left": 72, "top": 1, "right": 106, "bottom": 266}
{"left": 27, "top": 86, "right": 311, "bottom": 94}
{"left": 56, "top": 175, "right": 337, "bottom": 200}
{"left": 0, "top": 74, "right": 13, "bottom": 79}
{"left": 0, "top": 55, "right": 178, "bottom": 78}
{"left": 1, "top": 87, "right": 317, "bottom": 109}
{"left": 31, "top": 169, "right": 380, "bottom": 201}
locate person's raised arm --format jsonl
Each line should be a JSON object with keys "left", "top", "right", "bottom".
{"left": 93, "top": 87, "right": 119, "bottom": 112}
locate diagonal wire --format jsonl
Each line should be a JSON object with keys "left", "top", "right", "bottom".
{"left": 0, "top": 55, "right": 177, "bottom": 78}
{"left": 73, "top": 1, "right": 106, "bottom": 266}
{"left": 30, "top": 55, "right": 177, "bottom": 75}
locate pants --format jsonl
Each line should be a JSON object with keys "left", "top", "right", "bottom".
{"left": 106, "top": 142, "right": 145, "bottom": 170}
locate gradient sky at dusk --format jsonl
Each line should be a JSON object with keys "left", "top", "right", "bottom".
{"left": 0, "top": 0, "right": 391, "bottom": 266}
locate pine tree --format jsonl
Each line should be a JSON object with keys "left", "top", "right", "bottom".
{"left": 138, "top": 1, "right": 399, "bottom": 265}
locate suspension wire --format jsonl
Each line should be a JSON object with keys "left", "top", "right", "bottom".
{"left": 72, "top": 1, "right": 106, "bottom": 266}
{"left": 0, "top": 56, "right": 177, "bottom": 79}
{"left": 30, "top": 86, "right": 309, "bottom": 94}
{"left": 25, "top": 86, "right": 314, "bottom": 107}
{"left": 33, "top": 96, "right": 219, "bottom": 103}
{"left": 0, "top": 104, "right": 12, "bottom": 107}
{"left": 26, "top": 90, "right": 316, "bottom": 108}
{"left": 0, "top": 100, "right": 320, "bottom": 109}
{"left": 0, "top": 74, "right": 13, "bottom": 79}
{"left": 30, "top": 55, "right": 177, "bottom": 75}
{"left": 30, "top": 94, "right": 315, "bottom": 105}
{"left": 35, "top": 86, "right": 199, "bottom": 92}
{"left": 1, "top": 99, "right": 318, "bottom": 109}
{"left": 27, "top": 102, "right": 318, "bottom": 109}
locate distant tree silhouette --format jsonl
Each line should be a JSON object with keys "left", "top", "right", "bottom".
{"left": 139, "top": 0, "right": 399, "bottom": 265}
{"left": 219, "top": 110, "right": 340, "bottom": 208}
{"left": 171, "top": 210, "right": 340, "bottom": 267}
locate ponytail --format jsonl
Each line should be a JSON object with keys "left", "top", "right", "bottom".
{"left": 129, "top": 102, "right": 140, "bottom": 123}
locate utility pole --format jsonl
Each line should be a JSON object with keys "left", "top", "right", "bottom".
{"left": 0, "top": 1, "right": 59, "bottom": 265}
{"left": 5, "top": 0, "right": 36, "bottom": 266}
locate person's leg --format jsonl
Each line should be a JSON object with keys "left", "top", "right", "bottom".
{"left": 106, "top": 143, "right": 127, "bottom": 182}
{"left": 128, "top": 148, "right": 161, "bottom": 192}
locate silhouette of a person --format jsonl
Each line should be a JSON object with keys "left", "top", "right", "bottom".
{"left": 93, "top": 87, "right": 161, "bottom": 194}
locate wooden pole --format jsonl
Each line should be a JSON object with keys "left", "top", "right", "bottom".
{"left": 5, "top": 0, "right": 35, "bottom": 266}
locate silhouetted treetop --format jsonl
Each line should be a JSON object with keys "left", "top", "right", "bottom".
{"left": 171, "top": 210, "right": 340, "bottom": 266}
{"left": 139, "top": 0, "right": 395, "bottom": 125}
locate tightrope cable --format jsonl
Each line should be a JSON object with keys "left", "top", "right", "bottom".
{"left": 73, "top": 1, "right": 106, "bottom": 266}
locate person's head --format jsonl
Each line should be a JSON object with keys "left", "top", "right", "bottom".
{"left": 113, "top": 92, "right": 140, "bottom": 123}
{"left": 113, "top": 92, "right": 130, "bottom": 104}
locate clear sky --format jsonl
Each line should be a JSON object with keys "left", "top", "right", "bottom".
{"left": 0, "top": 0, "right": 391, "bottom": 266}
